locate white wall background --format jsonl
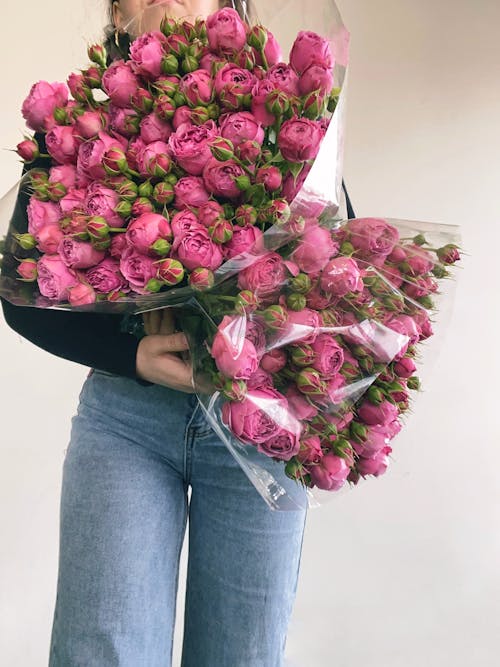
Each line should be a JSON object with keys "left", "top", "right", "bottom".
{"left": 1, "top": 1, "right": 499, "bottom": 666}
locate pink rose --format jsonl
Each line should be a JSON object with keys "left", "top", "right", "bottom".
{"left": 180, "top": 69, "right": 214, "bottom": 106}
{"left": 285, "top": 385, "right": 318, "bottom": 420}
{"left": 109, "top": 233, "right": 128, "bottom": 259}
{"left": 215, "top": 64, "right": 256, "bottom": 109}
{"left": 172, "top": 105, "right": 194, "bottom": 130}
{"left": 211, "top": 315, "right": 259, "bottom": 380}
{"left": 404, "top": 275, "right": 437, "bottom": 299}
{"left": 260, "top": 348, "right": 287, "bottom": 373}
{"left": 281, "top": 163, "right": 311, "bottom": 203}
{"left": 244, "top": 319, "right": 266, "bottom": 357}
{"left": 27, "top": 199, "right": 61, "bottom": 236}
{"left": 223, "top": 224, "right": 264, "bottom": 259}
{"left": 220, "top": 112, "right": 264, "bottom": 147}
{"left": 358, "top": 400, "right": 399, "bottom": 427}
{"left": 257, "top": 428, "right": 301, "bottom": 461}
{"left": 130, "top": 31, "right": 167, "bottom": 79}
{"left": 168, "top": 121, "right": 217, "bottom": 175}
{"left": 299, "top": 63, "right": 334, "bottom": 96}
{"left": 174, "top": 176, "right": 210, "bottom": 209}
{"left": 346, "top": 218, "right": 400, "bottom": 266}
{"left": 59, "top": 188, "right": 86, "bottom": 216}
{"left": 198, "top": 201, "right": 225, "bottom": 227}
{"left": 136, "top": 140, "right": 171, "bottom": 178}
{"left": 85, "top": 257, "right": 128, "bottom": 294}
{"left": 203, "top": 157, "right": 246, "bottom": 200}
{"left": 266, "top": 63, "right": 300, "bottom": 96}
{"left": 280, "top": 308, "right": 322, "bottom": 345}
{"left": 119, "top": 246, "right": 158, "bottom": 294}
{"left": 49, "top": 164, "right": 77, "bottom": 189}
{"left": 385, "top": 314, "right": 420, "bottom": 346}
{"left": 140, "top": 113, "right": 173, "bottom": 143}
{"left": 412, "top": 308, "right": 434, "bottom": 340}
{"left": 58, "top": 237, "right": 105, "bottom": 269}
{"left": 108, "top": 105, "right": 140, "bottom": 138}
{"left": 126, "top": 136, "right": 146, "bottom": 171}
{"left": 206, "top": 8, "right": 247, "bottom": 53}
{"left": 37, "top": 254, "right": 79, "bottom": 301}
{"left": 393, "top": 356, "right": 417, "bottom": 378}
{"left": 307, "top": 452, "right": 350, "bottom": 491}
{"left": 45, "top": 126, "right": 79, "bottom": 165}
{"left": 404, "top": 244, "right": 435, "bottom": 276}
{"left": 278, "top": 117, "right": 324, "bottom": 163}
{"left": 310, "top": 333, "right": 344, "bottom": 379}
{"left": 125, "top": 213, "right": 172, "bottom": 256}
{"left": 251, "top": 79, "right": 277, "bottom": 127}
{"left": 172, "top": 228, "right": 223, "bottom": 271}
{"left": 352, "top": 425, "right": 392, "bottom": 458}
{"left": 77, "top": 131, "right": 127, "bottom": 180}
{"left": 101, "top": 60, "right": 139, "bottom": 108}
{"left": 254, "top": 29, "right": 282, "bottom": 67}
{"left": 290, "top": 31, "right": 334, "bottom": 75}
{"left": 356, "top": 446, "right": 392, "bottom": 477}
{"left": 21, "top": 81, "right": 68, "bottom": 132}
{"left": 68, "top": 283, "right": 97, "bottom": 306}
{"left": 74, "top": 110, "right": 108, "bottom": 139}
{"left": 320, "top": 257, "right": 363, "bottom": 296}
{"left": 35, "top": 224, "right": 64, "bottom": 254}
{"left": 237, "top": 252, "right": 288, "bottom": 300}
{"left": 247, "top": 367, "right": 274, "bottom": 390}
{"left": 292, "top": 223, "right": 339, "bottom": 272}
{"left": 85, "top": 181, "right": 123, "bottom": 228}
{"left": 296, "top": 435, "right": 323, "bottom": 465}
{"left": 171, "top": 210, "right": 205, "bottom": 238}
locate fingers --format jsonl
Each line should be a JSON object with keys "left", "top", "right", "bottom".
{"left": 150, "top": 331, "right": 190, "bottom": 354}
{"left": 142, "top": 310, "right": 162, "bottom": 335}
{"left": 159, "top": 307, "right": 176, "bottom": 336}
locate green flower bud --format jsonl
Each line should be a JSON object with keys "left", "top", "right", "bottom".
{"left": 14, "top": 233, "right": 36, "bottom": 250}
{"left": 407, "top": 376, "right": 421, "bottom": 391}
{"left": 286, "top": 293, "right": 307, "bottom": 311}
{"left": 290, "top": 273, "right": 311, "bottom": 294}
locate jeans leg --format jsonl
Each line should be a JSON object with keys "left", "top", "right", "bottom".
{"left": 49, "top": 377, "right": 189, "bottom": 667}
{"left": 181, "top": 422, "right": 308, "bottom": 667}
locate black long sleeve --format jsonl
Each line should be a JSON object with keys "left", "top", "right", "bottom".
{"left": 0, "top": 135, "right": 150, "bottom": 385}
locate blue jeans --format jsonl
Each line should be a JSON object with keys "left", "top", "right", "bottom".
{"left": 48, "top": 369, "right": 308, "bottom": 666}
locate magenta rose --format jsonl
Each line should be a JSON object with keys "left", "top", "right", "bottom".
{"left": 320, "top": 257, "right": 363, "bottom": 296}
{"left": 125, "top": 213, "right": 172, "bottom": 256}
{"left": 108, "top": 105, "right": 140, "bottom": 138}
{"left": 307, "top": 452, "right": 350, "bottom": 491}
{"left": 206, "top": 8, "right": 247, "bottom": 53}
{"left": 203, "top": 157, "right": 246, "bottom": 200}
{"left": 45, "top": 126, "right": 79, "bottom": 165}
{"left": 198, "top": 201, "right": 225, "bottom": 227}
{"left": 296, "top": 435, "right": 323, "bottom": 465}
{"left": 37, "top": 254, "right": 79, "bottom": 301}
{"left": 220, "top": 112, "right": 264, "bottom": 147}
{"left": 168, "top": 121, "right": 217, "bottom": 175}
{"left": 358, "top": 400, "right": 399, "bottom": 427}
{"left": 352, "top": 425, "right": 392, "bottom": 458}
{"left": 211, "top": 315, "right": 259, "bottom": 379}
{"left": 393, "top": 356, "right": 417, "bottom": 378}
{"left": 254, "top": 29, "right": 282, "bottom": 67}
{"left": 85, "top": 257, "right": 128, "bottom": 294}
{"left": 174, "top": 176, "right": 210, "bottom": 209}
{"left": 285, "top": 385, "right": 319, "bottom": 420}
{"left": 251, "top": 79, "right": 277, "bottom": 127}
{"left": 247, "top": 367, "right": 274, "bottom": 390}
{"left": 59, "top": 188, "right": 86, "bottom": 216}
{"left": 35, "top": 224, "right": 64, "bottom": 254}
{"left": 299, "top": 63, "right": 334, "bottom": 96}
{"left": 77, "top": 131, "right": 127, "bottom": 180}
{"left": 290, "top": 31, "right": 334, "bottom": 75}
{"left": 109, "top": 233, "right": 128, "bottom": 259}
{"left": 309, "top": 333, "right": 344, "bottom": 379}
{"left": 171, "top": 210, "right": 205, "bottom": 238}
{"left": 223, "top": 224, "right": 264, "bottom": 259}
{"left": 292, "top": 223, "right": 339, "bottom": 273}
{"left": 58, "top": 237, "right": 105, "bottom": 269}
{"left": 260, "top": 348, "right": 287, "bottom": 373}
{"left": 281, "top": 163, "right": 311, "bottom": 203}
{"left": 101, "top": 60, "right": 139, "bottom": 108}
{"left": 180, "top": 69, "right": 214, "bottom": 106}
{"left": 244, "top": 319, "right": 266, "bottom": 357}
{"left": 27, "top": 199, "right": 61, "bottom": 236}
{"left": 140, "top": 113, "right": 173, "bottom": 143}
{"left": 278, "top": 117, "right": 324, "bottom": 163}
{"left": 21, "top": 81, "right": 68, "bottom": 132}
{"left": 172, "top": 227, "right": 223, "bottom": 271}
{"left": 412, "top": 308, "right": 434, "bottom": 340}
{"left": 357, "top": 446, "right": 392, "bottom": 477}
{"left": 119, "top": 246, "right": 158, "bottom": 294}
{"left": 404, "top": 244, "right": 436, "bottom": 276}
{"left": 85, "top": 181, "right": 123, "bottom": 227}
{"left": 172, "top": 105, "right": 194, "bottom": 130}
{"left": 49, "top": 164, "right": 77, "bottom": 189}
{"left": 136, "top": 140, "right": 171, "bottom": 178}
{"left": 215, "top": 64, "right": 256, "bottom": 109}
{"left": 237, "top": 252, "right": 288, "bottom": 300}
{"left": 130, "top": 31, "right": 167, "bottom": 79}
{"left": 266, "top": 63, "right": 300, "bottom": 96}
{"left": 346, "top": 218, "right": 400, "bottom": 266}
{"left": 257, "top": 428, "right": 301, "bottom": 461}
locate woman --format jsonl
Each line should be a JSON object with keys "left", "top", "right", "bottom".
{"left": 1, "top": 2, "right": 310, "bottom": 665}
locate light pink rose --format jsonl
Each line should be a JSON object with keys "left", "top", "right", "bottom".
{"left": 68, "top": 283, "right": 97, "bottom": 306}
{"left": 140, "top": 113, "right": 173, "bottom": 143}
{"left": 101, "top": 60, "right": 139, "bottom": 108}
{"left": 237, "top": 252, "right": 288, "bottom": 300}
{"left": 320, "top": 257, "right": 363, "bottom": 296}
{"left": 45, "top": 126, "right": 79, "bottom": 165}
{"left": 356, "top": 446, "right": 392, "bottom": 477}
{"left": 85, "top": 181, "right": 124, "bottom": 228}
{"left": 206, "top": 8, "right": 247, "bottom": 53}
{"left": 180, "top": 69, "right": 214, "bottom": 106}
{"left": 119, "top": 247, "right": 158, "bottom": 295}
{"left": 35, "top": 224, "right": 64, "bottom": 254}
{"left": 266, "top": 63, "right": 300, "bottom": 96}
{"left": 85, "top": 257, "right": 128, "bottom": 294}
{"left": 203, "top": 157, "right": 246, "bottom": 200}
{"left": 57, "top": 237, "right": 105, "bottom": 269}
{"left": 307, "top": 452, "right": 350, "bottom": 491}
{"left": 172, "top": 227, "right": 223, "bottom": 271}
{"left": 174, "top": 176, "right": 210, "bottom": 210}
{"left": 49, "top": 165, "right": 77, "bottom": 189}
{"left": 168, "top": 121, "right": 217, "bottom": 175}
{"left": 21, "top": 81, "right": 68, "bottom": 132}
{"left": 59, "top": 188, "right": 86, "bottom": 215}
{"left": 292, "top": 223, "right": 339, "bottom": 272}
{"left": 290, "top": 31, "right": 334, "bottom": 75}
{"left": 27, "top": 199, "right": 61, "bottom": 236}
{"left": 130, "top": 31, "right": 167, "bottom": 79}
{"left": 74, "top": 110, "right": 108, "bottom": 139}
{"left": 358, "top": 400, "right": 399, "bottom": 427}
{"left": 299, "top": 63, "right": 334, "bottom": 96}
{"left": 257, "top": 428, "right": 301, "bottom": 461}
{"left": 278, "top": 117, "right": 323, "bottom": 163}
{"left": 220, "top": 111, "right": 264, "bottom": 147}
{"left": 215, "top": 64, "right": 256, "bottom": 109}
{"left": 77, "top": 131, "right": 127, "bottom": 180}
{"left": 251, "top": 79, "right": 277, "bottom": 127}
{"left": 125, "top": 213, "right": 172, "bottom": 255}
{"left": 223, "top": 224, "right": 263, "bottom": 259}
{"left": 346, "top": 218, "right": 400, "bottom": 266}
{"left": 296, "top": 435, "right": 323, "bottom": 465}
{"left": 211, "top": 315, "right": 259, "bottom": 380}
{"left": 37, "top": 254, "right": 79, "bottom": 301}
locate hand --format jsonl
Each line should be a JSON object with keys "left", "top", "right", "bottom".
{"left": 136, "top": 308, "right": 194, "bottom": 392}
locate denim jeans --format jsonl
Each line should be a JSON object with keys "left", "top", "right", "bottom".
{"left": 48, "top": 369, "right": 308, "bottom": 667}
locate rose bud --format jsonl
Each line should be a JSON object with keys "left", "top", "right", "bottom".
{"left": 286, "top": 293, "right": 307, "bottom": 311}
{"left": 407, "top": 376, "right": 421, "bottom": 391}
{"left": 165, "top": 33, "right": 189, "bottom": 57}
{"left": 235, "top": 290, "right": 259, "bottom": 314}
{"left": 150, "top": 239, "right": 171, "bottom": 257}
{"left": 290, "top": 273, "right": 311, "bottom": 294}
{"left": 160, "top": 16, "right": 177, "bottom": 37}
{"left": 222, "top": 379, "right": 247, "bottom": 402}
{"left": 88, "top": 43, "right": 107, "bottom": 68}
{"left": 73, "top": 110, "right": 107, "bottom": 140}
{"left": 296, "top": 367, "right": 327, "bottom": 397}
{"left": 208, "top": 136, "right": 234, "bottom": 161}
{"left": 263, "top": 305, "right": 288, "bottom": 330}
{"left": 131, "top": 88, "right": 154, "bottom": 114}
{"left": 46, "top": 182, "right": 67, "bottom": 202}
{"left": 115, "top": 200, "right": 133, "bottom": 218}
{"left": 367, "top": 385, "right": 384, "bottom": 405}
{"left": 68, "top": 282, "right": 97, "bottom": 306}
{"left": 14, "top": 233, "right": 37, "bottom": 250}
{"left": 102, "top": 146, "right": 129, "bottom": 176}
{"left": 162, "top": 53, "right": 179, "bottom": 75}
{"left": 291, "top": 343, "right": 315, "bottom": 367}
{"left": 157, "top": 258, "right": 185, "bottom": 285}
{"left": 265, "top": 89, "right": 290, "bottom": 116}
{"left": 350, "top": 421, "right": 368, "bottom": 443}
{"left": 307, "top": 452, "right": 350, "bottom": 491}
{"left": 207, "top": 8, "right": 247, "bottom": 53}
{"left": 358, "top": 399, "right": 399, "bottom": 427}
{"left": 16, "top": 258, "right": 38, "bottom": 282}
{"left": 151, "top": 182, "right": 174, "bottom": 206}
{"left": 436, "top": 243, "right": 460, "bottom": 264}
{"left": 67, "top": 72, "right": 92, "bottom": 103}
{"left": 302, "top": 90, "right": 327, "bottom": 119}
{"left": 87, "top": 217, "right": 110, "bottom": 240}
{"left": 259, "top": 199, "right": 290, "bottom": 226}
{"left": 131, "top": 197, "right": 155, "bottom": 216}
{"left": 261, "top": 349, "right": 287, "bottom": 374}
{"left": 208, "top": 219, "right": 233, "bottom": 244}
{"left": 236, "top": 140, "right": 262, "bottom": 164}
{"left": 256, "top": 165, "right": 282, "bottom": 192}
{"left": 235, "top": 204, "right": 258, "bottom": 226}
{"left": 83, "top": 65, "right": 102, "bottom": 89}
{"left": 296, "top": 435, "right": 323, "bottom": 465}
{"left": 154, "top": 95, "right": 176, "bottom": 121}
{"left": 187, "top": 267, "right": 214, "bottom": 291}
{"left": 145, "top": 278, "right": 163, "bottom": 293}
{"left": 17, "top": 138, "right": 40, "bottom": 162}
